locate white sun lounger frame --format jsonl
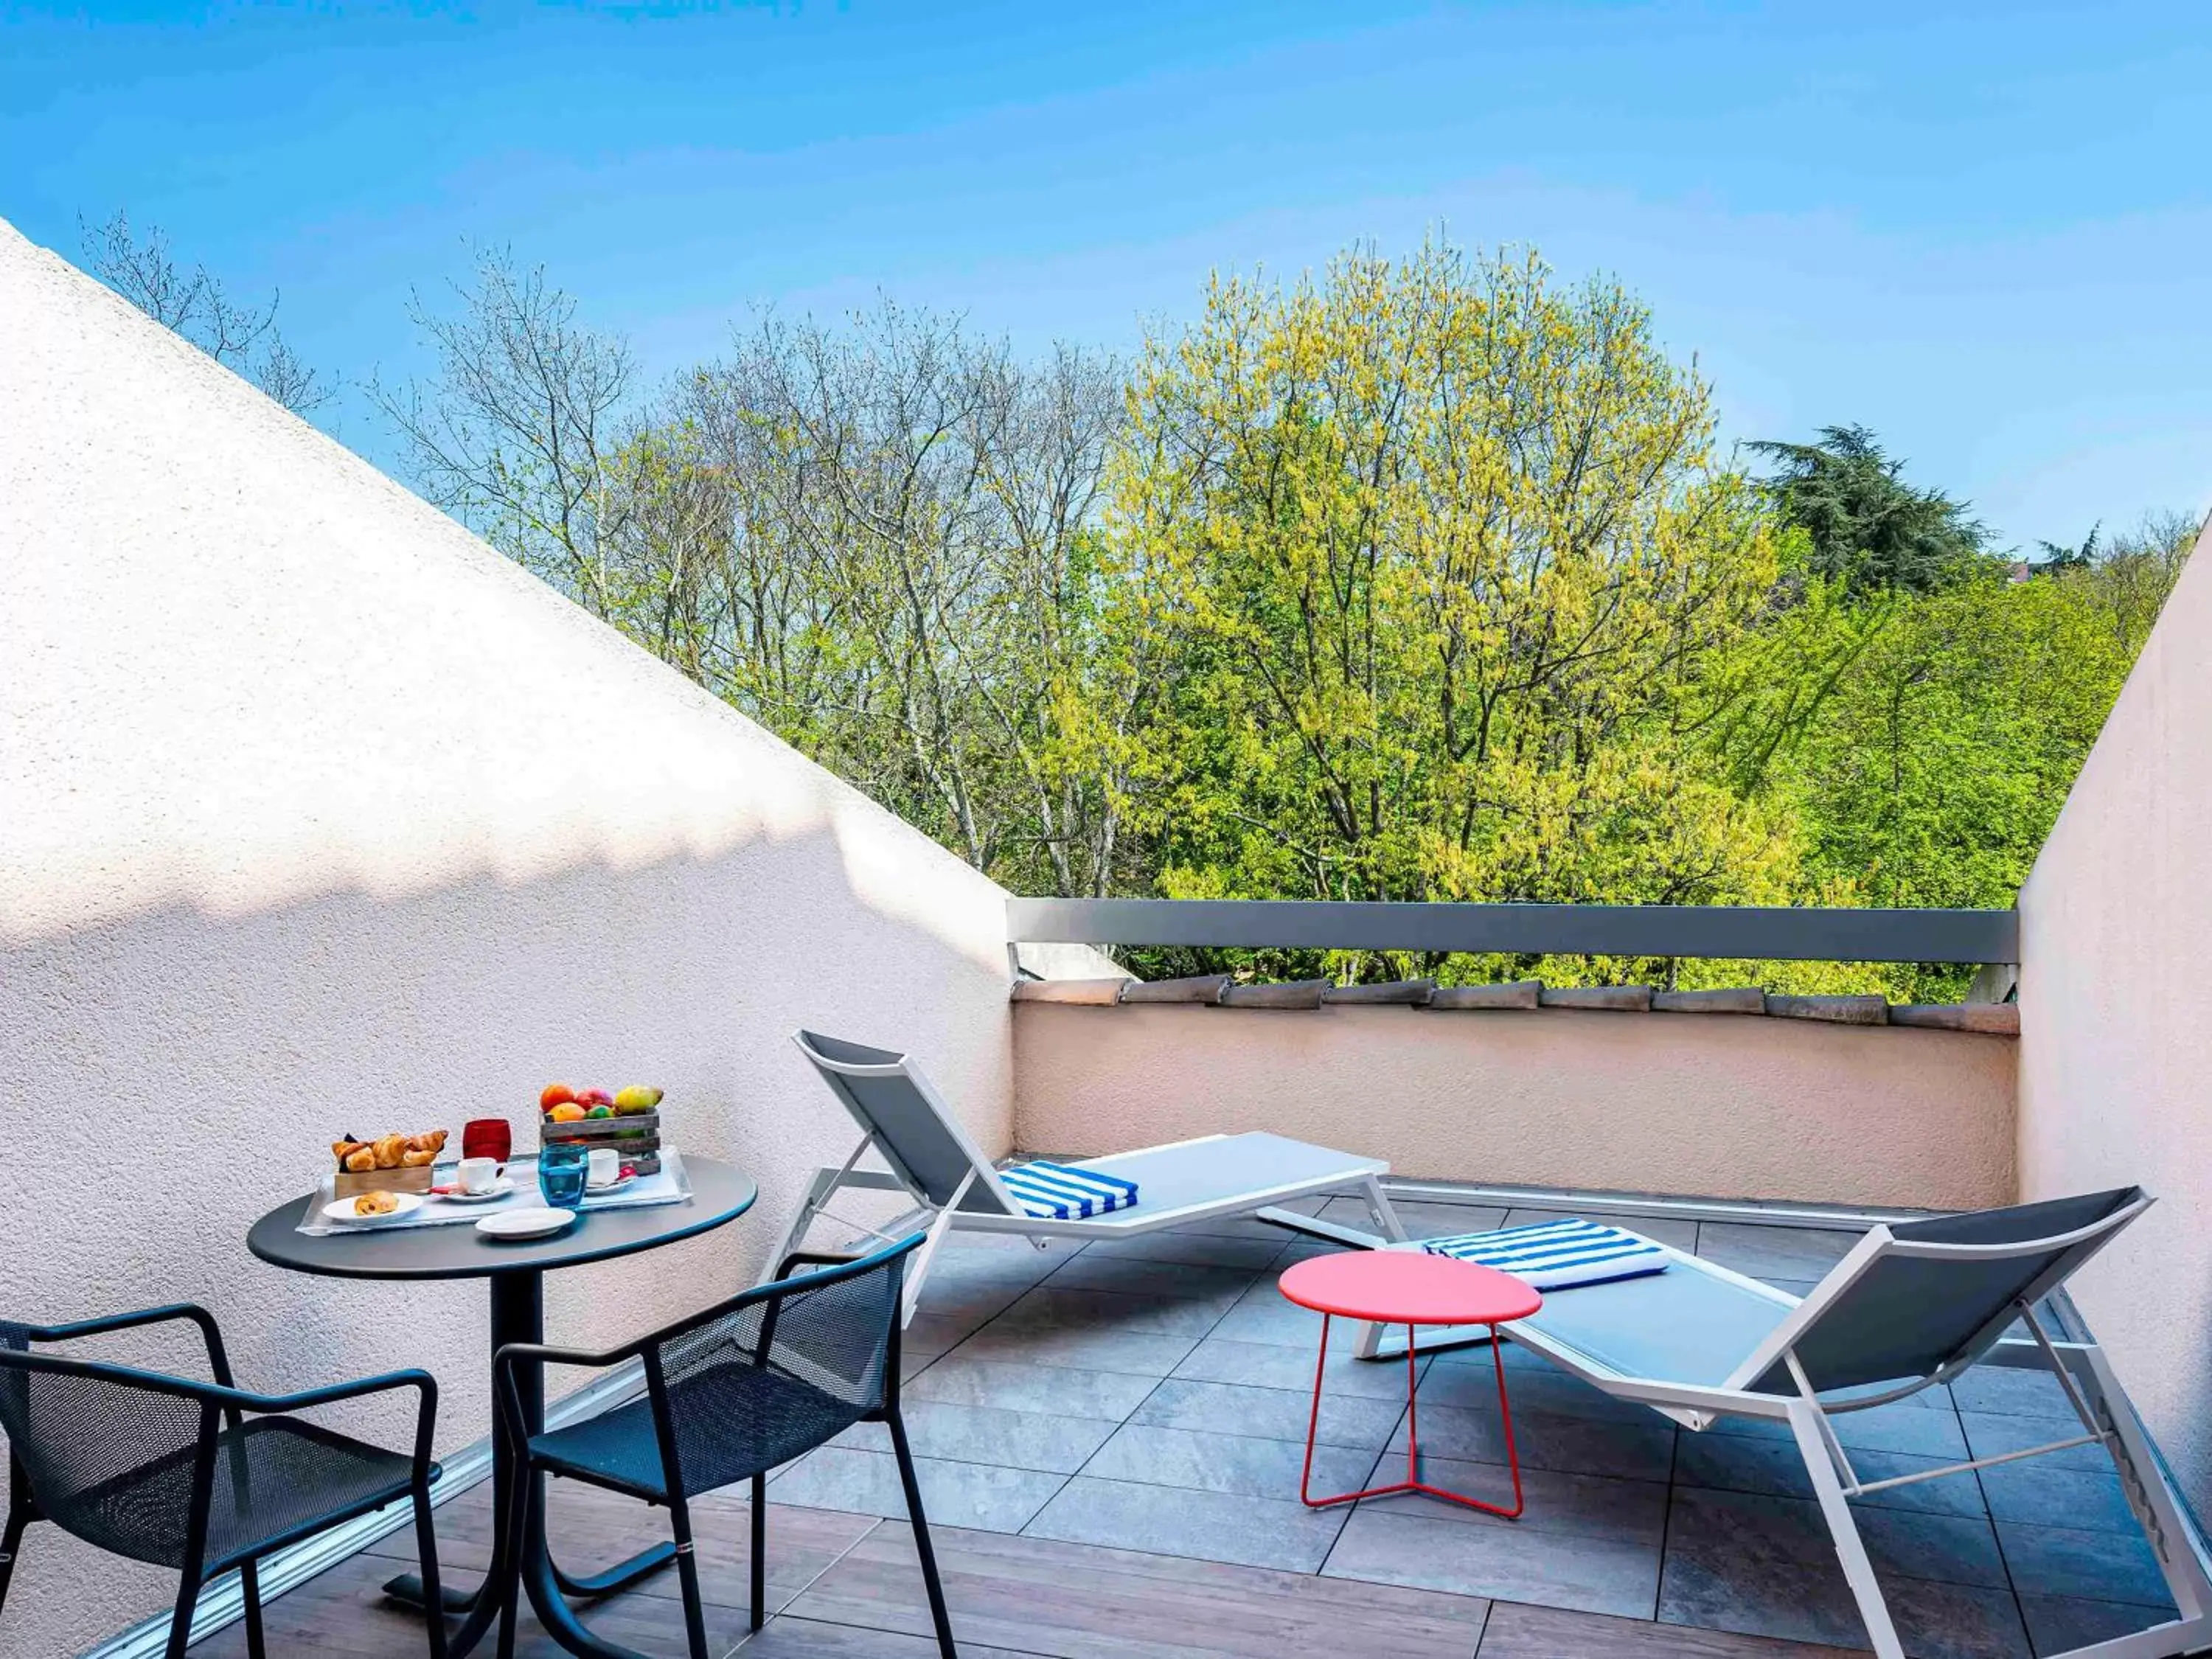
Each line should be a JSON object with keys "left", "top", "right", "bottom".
{"left": 1462, "top": 1192, "right": 2212, "bottom": 1659}
{"left": 781, "top": 1029, "right": 1408, "bottom": 1323}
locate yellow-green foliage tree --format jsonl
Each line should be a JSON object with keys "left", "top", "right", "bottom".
{"left": 1102, "top": 242, "right": 1798, "bottom": 976}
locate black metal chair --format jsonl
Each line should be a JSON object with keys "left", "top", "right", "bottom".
{"left": 493, "top": 1232, "right": 954, "bottom": 1658}
{"left": 0, "top": 1304, "right": 448, "bottom": 1659}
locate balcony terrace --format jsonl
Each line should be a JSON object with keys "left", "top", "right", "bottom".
{"left": 9, "top": 217, "right": 2212, "bottom": 1659}
{"left": 175, "top": 1191, "right": 2175, "bottom": 1659}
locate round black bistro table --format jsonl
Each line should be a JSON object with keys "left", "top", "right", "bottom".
{"left": 248, "top": 1157, "right": 758, "bottom": 1658}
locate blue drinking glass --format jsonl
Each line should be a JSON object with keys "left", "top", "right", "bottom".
{"left": 538, "top": 1143, "right": 588, "bottom": 1211}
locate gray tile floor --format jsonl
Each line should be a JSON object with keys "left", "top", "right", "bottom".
{"left": 769, "top": 1194, "right": 2185, "bottom": 1659}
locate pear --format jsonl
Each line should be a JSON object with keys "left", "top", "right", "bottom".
{"left": 614, "top": 1085, "right": 663, "bottom": 1114}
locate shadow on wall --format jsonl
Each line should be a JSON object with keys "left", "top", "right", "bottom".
{"left": 0, "top": 818, "right": 1012, "bottom": 1658}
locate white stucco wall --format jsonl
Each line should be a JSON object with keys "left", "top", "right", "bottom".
{"left": 2017, "top": 511, "right": 2212, "bottom": 1526}
{"left": 0, "top": 218, "right": 1015, "bottom": 1656}
{"left": 1015, "top": 1004, "right": 2018, "bottom": 1211}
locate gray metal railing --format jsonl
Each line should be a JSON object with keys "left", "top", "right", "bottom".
{"left": 1004, "top": 899, "right": 2017, "bottom": 964}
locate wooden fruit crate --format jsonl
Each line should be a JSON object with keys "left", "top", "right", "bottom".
{"left": 541, "top": 1110, "right": 662, "bottom": 1175}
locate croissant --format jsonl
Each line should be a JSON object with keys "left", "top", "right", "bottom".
{"left": 400, "top": 1147, "right": 437, "bottom": 1168}
{"left": 343, "top": 1147, "right": 378, "bottom": 1173}
{"left": 407, "top": 1130, "right": 448, "bottom": 1155}
{"left": 372, "top": 1133, "right": 407, "bottom": 1169}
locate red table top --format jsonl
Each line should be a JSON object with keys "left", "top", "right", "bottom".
{"left": 1279, "top": 1250, "right": 1543, "bottom": 1326}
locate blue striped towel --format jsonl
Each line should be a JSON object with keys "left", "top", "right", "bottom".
{"left": 999, "top": 1160, "right": 1139, "bottom": 1220}
{"left": 1423, "top": 1219, "right": 1669, "bottom": 1290}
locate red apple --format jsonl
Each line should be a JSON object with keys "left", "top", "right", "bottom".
{"left": 575, "top": 1088, "right": 615, "bottom": 1109}
{"left": 540, "top": 1082, "right": 577, "bottom": 1112}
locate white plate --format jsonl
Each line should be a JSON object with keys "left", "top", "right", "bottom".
{"left": 323, "top": 1192, "right": 426, "bottom": 1228}
{"left": 435, "top": 1178, "right": 516, "bottom": 1204}
{"left": 476, "top": 1206, "right": 577, "bottom": 1241}
{"left": 585, "top": 1173, "right": 636, "bottom": 1196}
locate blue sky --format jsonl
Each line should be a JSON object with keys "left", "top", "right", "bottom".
{"left": 4, "top": 0, "right": 2208, "bottom": 549}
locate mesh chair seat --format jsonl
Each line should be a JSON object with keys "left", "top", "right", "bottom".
{"left": 68, "top": 1416, "right": 422, "bottom": 1571}
{"left": 1, "top": 1307, "right": 448, "bottom": 1659}
{"left": 532, "top": 1360, "right": 861, "bottom": 1502}
{"left": 492, "top": 1238, "right": 952, "bottom": 1659}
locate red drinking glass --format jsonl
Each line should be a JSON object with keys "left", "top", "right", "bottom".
{"left": 462, "top": 1117, "right": 512, "bottom": 1166}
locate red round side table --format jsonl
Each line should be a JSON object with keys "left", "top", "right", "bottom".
{"left": 1277, "top": 1250, "right": 1543, "bottom": 1518}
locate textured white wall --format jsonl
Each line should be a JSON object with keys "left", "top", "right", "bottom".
{"left": 2017, "top": 512, "right": 2212, "bottom": 1526}
{"left": 0, "top": 218, "right": 1014, "bottom": 1656}
{"left": 1015, "top": 1004, "right": 2018, "bottom": 1211}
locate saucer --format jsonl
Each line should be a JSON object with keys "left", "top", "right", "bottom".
{"left": 435, "top": 1178, "right": 516, "bottom": 1204}
{"left": 476, "top": 1207, "right": 577, "bottom": 1241}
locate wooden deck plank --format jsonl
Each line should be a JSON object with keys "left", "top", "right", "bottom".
{"left": 740, "top": 1614, "right": 1051, "bottom": 1655}
{"left": 185, "top": 1547, "right": 756, "bottom": 1658}
{"left": 353, "top": 1480, "right": 878, "bottom": 1613}
{"left": 786, "top": 1519, "right": 1490, "bottom": 1658}
{"left": 1476, "top": 1601, "right": 1869, "bottom": 1658}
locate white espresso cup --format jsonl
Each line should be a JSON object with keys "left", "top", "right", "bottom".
{"left": 457, "top": 1156, "right": 501, "bottom": 1195}
{"left": 586, "top": 1147, "right": 621, "bottom": 1189}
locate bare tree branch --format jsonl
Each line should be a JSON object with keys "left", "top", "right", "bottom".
{"left": 79, "top": 210, "right": 334, "bottom": 414}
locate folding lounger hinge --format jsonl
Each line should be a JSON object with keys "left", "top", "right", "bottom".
{"left": 901, "top": 1170, "right": 975, "bottom": 1328}
{"left": 777, "top": 1134, "right": 936, "bottom": 1265}
{"left": 2096, "top": 1391, "right": 2182, "bottom": 1567}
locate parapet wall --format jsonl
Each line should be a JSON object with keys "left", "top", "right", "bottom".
{"left": 2017, "top": 510, "right": 2212, "bottom": 1535}
{"left": 1012, "top": 1000, "right": 2017, "bottom": 1211}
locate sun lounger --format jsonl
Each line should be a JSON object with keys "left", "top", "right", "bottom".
{"left": 1486, "top": 1188, "right": 2211, "bottom": 1659}
{"left": 782, "top": 1029, "right": 1408, "bottom": 1321}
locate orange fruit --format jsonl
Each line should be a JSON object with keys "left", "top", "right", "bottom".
{"left": 547, "top": 1102, "right": 587, "bottom": 1124}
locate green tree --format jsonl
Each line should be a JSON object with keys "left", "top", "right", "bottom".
{"left": 1750, "top": 424, "right": 1990, "bottom": 596}
{"left": 677, "top": 305, "right": 1143, "bottom": 895}
{"left": 378, "top": 256, "right": 1142, "bottom": 896}
{"left": 1106, "top": 240, "right": 1796, "bottom": 978}
{"left": 380, "top": 233, "right": 2199, "bottom": 999}
{"left": 1700, "top": 512, "right": 2197, "bottom": 997}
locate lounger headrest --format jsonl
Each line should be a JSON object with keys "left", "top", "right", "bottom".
{"left": 1887, "top": 1187, "right": 2144, "bottom": 1250}
{"left": 1744, "top": 1186, "right": 2150, "bottom": 1397}
{"left": 792, "top": 1029, "right": 1020, "bottom": 1216}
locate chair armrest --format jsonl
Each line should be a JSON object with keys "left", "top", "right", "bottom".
{"left": 224, "top": 1367, "right": 436, "bottom": 1417}
{"left": 207, "top": 1368, "right": 440, "bottom": 1477}
{"left": 492, "top": 1339, "right": 639, "bottom": 1446}
{"left": 776, "top": 1248, "right": 867, "bottom": 1279}
{"left": 494, "top": 1338, "right": 636, "bottom": 1374}
{"left": 18, "top": 1304, "right": 236, "bottom": 1387}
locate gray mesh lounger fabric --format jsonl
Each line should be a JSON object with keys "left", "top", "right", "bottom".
{"left": 1514, "top": 1259, "right": 1794, "bottom": 1388}
{"left": 793, "top": 1030, "right": 1005, "bottom": 1213}
{"left": 1068, "top": 1134, "right": 1387, "bottom": 1228}
{"left": 1747, "top": 1188, "right": 2143, "bottom": 1394}
{"left": 1492, "top": 1190, "right": 2208, "bottom": 1659}
{"left": 784, "top": 1028, "right": 1404, "bottom": 1316}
